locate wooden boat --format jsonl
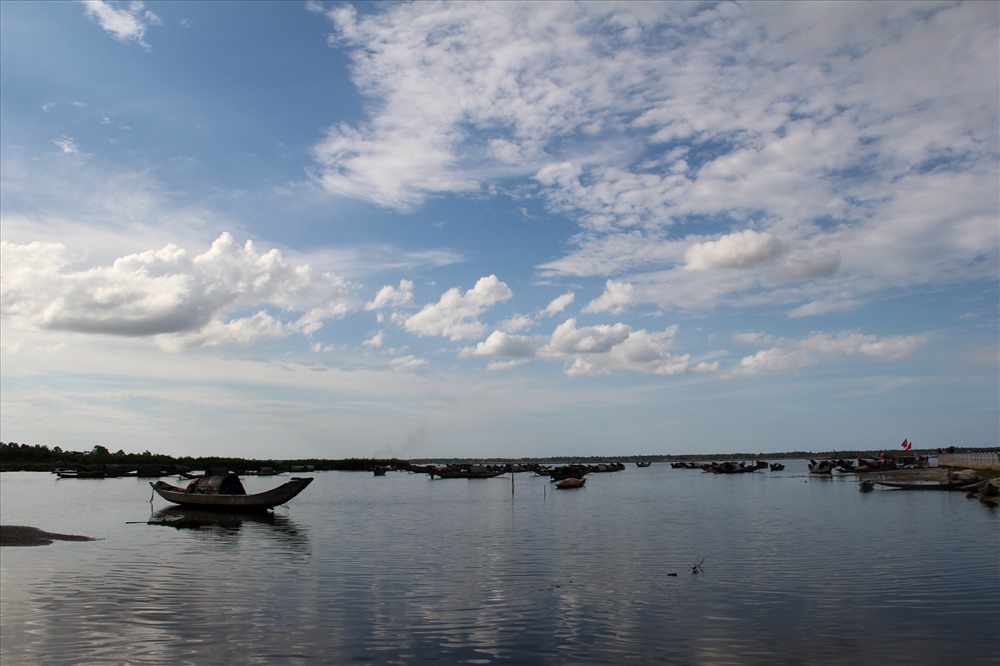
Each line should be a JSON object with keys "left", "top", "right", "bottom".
{"left": 808, "top": 460, "right": 835, "bottom": 474}
{"left": 58, "top": 469, "right": 108, "bottom": 479}
{"left": 150, "top": 472, "right": 313, "bottom": 511}
{"left": 875, "top": 479, "right": 979, "bottom": 491}
{"left": 769, "top": 463, "right": 785, "bottom": 471}
{"left": 636, "top": 461, "right": 652, "bottom": 467}
{"left": 555, "top": 477, "right": 585, "bottom": 489}
{"left": 429, "top": 466, "right": 507, "bottom": 479}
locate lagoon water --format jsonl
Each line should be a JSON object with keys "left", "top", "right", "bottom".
{"left": 1, "top": 464, "right": 998, "bottom": 665}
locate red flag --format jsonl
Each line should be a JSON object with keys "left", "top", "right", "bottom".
{"left": 901, "top": 439, "right": 909, "bottom": 449}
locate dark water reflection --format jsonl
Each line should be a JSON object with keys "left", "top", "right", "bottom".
{"left": 2, "top": 466, "right": 998, "bottom": 664}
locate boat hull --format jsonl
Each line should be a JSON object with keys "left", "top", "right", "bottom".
{"left": 875, "top": 480, "right": 975, "bottom": 491}
{"left": 150, "top": 477, "right": 314, "bottom": 511}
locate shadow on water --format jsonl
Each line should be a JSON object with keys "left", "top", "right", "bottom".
{"left": 142, "top": 507, "right": 310, "bottom": 547}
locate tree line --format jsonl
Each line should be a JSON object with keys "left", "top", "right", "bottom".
{"left": 0, "top": 442, "right": 406, "bottom": 473}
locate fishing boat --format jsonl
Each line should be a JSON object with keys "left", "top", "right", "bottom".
{"left": 875, "top": 479, "right": 979, "bottom": 491}
{"left": 555, "top": 477, "right": 585, "bottom": 489}
{"left": 807, "top": 459, "right": 835, "bottom": 474}
{"left": 150, "top": 471, "right": 313, "bottom": 511}
{"left": 429, "top": 467, "right": 507, "bottom": 479}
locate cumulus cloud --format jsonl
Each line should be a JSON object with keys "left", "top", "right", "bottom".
{"left": 729, "top": 331, "right": 931, "bottom": 376}
{"left": 684, "top": 230, "right": 786, "bottom": 271}
{"left": 461, "top": 317, "right": 698, "bottom": 377}
{"left": 541, "top": 319, "right": 694, "bottom": 377}
{"left": 315, "top": 1, "right": 997, "bottom": 318}
{"left": 403, "top": 275, "right": 512, "bottom": 340}
{"left": 81, "top": 0, "right": 161, "bottom": 49}
{"left": 582, "top": 280, "right": 637, "bottom": 314}
{"left": 542, "top": 292, "right": 575, "bottom": 317}
{"left": 460, "top": 330, "right": 540, "bottom": 359}
{"left": 365, "top": 279, "right": 413, "bottom": 310}
{"left": 0, "top": 233, "right": 351, "bottom": 349}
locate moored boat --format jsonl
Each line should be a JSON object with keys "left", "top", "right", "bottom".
{"left": 150, "top": 471, "right": 313, "bottom": 511}
{"left": 808, "top": 459, "right": 835, "bottom": 474}
{"left": 875, "top": 479, "right": 980, "bottom": 491}
{"left": 555, "top": 477, "right": 585, "bottom": 489}
{"left": 429, "top": 465, "right": 507, "bottom": 479}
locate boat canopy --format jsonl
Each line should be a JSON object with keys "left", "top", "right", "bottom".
{"left": 186, "top": 472, "right": 246, "bottom": 495}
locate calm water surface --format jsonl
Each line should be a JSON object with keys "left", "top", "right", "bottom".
{"left": 2, "top": 464, "right": 998, "bottom": 665}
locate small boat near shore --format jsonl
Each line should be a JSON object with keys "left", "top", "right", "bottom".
{"left": 875, "top": 479, "right": 980, "bottom": 491}
{"left": 150, "top": 471, "right": 313, "bottom": 511}
{"left": 555, "top": 477, "right": 585, "bottom": 489}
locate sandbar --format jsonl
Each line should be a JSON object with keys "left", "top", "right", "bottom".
{"left": 1, "top": 525, "right": 98, "bottom": 547}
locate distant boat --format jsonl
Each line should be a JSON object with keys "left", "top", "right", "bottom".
{"left": 555, "top": 477, "right": 585, "bottom": 489}
{"left": 875, "top": 479, "right": 979, "bottom": 491}
{"left": 58, "top": 470, "right": 108, "bottom": 479}
{"left": 635, "top": 461, "right": 652, "bottom": 467}
{"left": 150, "top": 471, "right": 313, "bottom": 512}
{"left": 430, "top": 467, "right": 507, "bottom": 479}
{"left": 808, "top": 460, "right": 834, "bottom": 474}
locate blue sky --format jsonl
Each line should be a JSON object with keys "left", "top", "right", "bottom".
{"left": 1, "top": 1, "right": 997, "bottom": 459}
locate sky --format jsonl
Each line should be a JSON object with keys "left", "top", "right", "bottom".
{"left": 1, "top": 1, "right": 997, "bottom": 460}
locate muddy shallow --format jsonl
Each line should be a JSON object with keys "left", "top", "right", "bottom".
{"left": 0, "top": 525, "right": 98, "bottom": 547}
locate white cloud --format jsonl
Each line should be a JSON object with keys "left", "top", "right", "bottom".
{"left": 499, "top": 314, "right": 534, "bottom": 333}
{"left": 732, "top": 331, "right": 777, "bottom": 346}
{"left": 316, "top": 1, "right": 997, "bottom": 319}
{"left": 365, "top": 279, "right": 413, "bottom": 310}
{"left": 486, "top": 359, "right": 529, "bottom": 371}
{"left": 582, "top": 280, "right": 636, "bottom": 314}
{"left": 403, "top": 275, "right": 512, "bottom": 340}
{"left": 363, "top": 330, "right": 385, "bottom": 348}
{"left": 541, "top": 319, "right": 693, "bottom": 377}
{"left": 459, "top": 318, "right": 698, "bottom": 377}
{"left": 53, "top": 136, "right": 79, "bottom": 154}
{"left": 684, "top": 230, "right": 785, "bottom": 271}
{"left": 542, "top": 292, "right": 575, "bottom": 317}
{"left": 769, "top": 250, "right": 841, "bottom": 284}
{"left": 81, "top": 0, "right": 161, "bottom": 49}
{"left": 460, "top": 330, "right": 540, "bottom": 359}
{"left": 729, "top": 330, "right": 931, "bottom": 376}
{"left": 0, "top": 233, "right": 352, "bottom": 350}
{"left": 391, "top": 354, "right": 428, "bottom": 371}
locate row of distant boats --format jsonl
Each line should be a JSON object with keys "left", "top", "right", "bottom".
{"left": 53, "top": 464, "right": 313, "bottom": 479}
{"left": 50, "top": 453, "right": 995, "bottom": 514}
